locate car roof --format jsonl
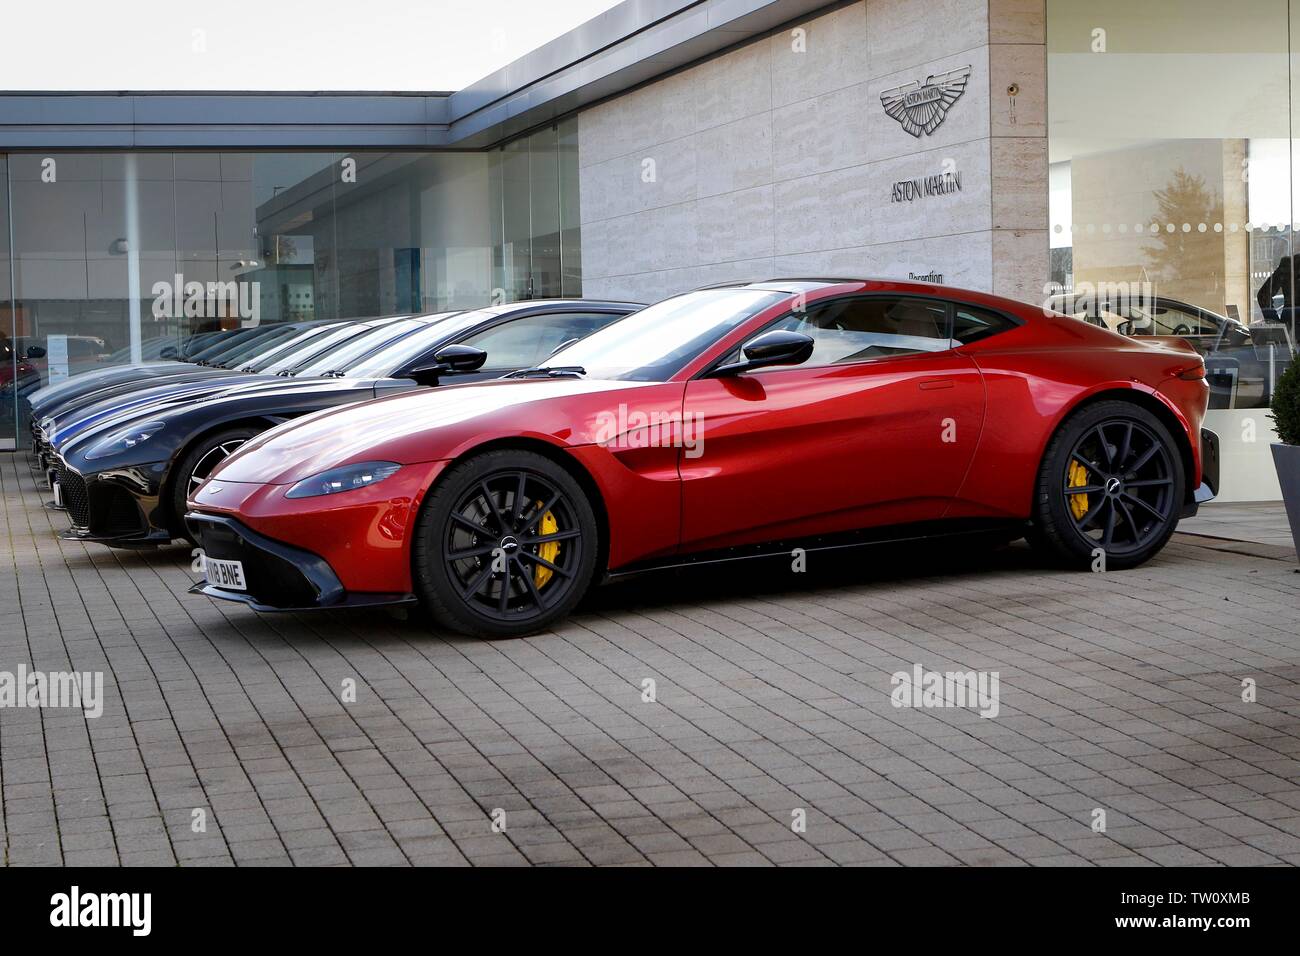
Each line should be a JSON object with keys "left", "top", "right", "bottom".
{"left": 479, "top": 298, "right": 644, "bottom": 315}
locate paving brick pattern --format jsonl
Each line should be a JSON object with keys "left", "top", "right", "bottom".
{"left": 1, "top": 453, "right": 1298, "bottom": 866}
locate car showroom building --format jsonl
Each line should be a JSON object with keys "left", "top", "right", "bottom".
{"left": 0, "top": 0, "right": 1292, "bottom": 503}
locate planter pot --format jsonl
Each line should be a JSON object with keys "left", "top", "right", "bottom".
{"left": 1272, "top": 442, "right": 1300, "bottom": 560}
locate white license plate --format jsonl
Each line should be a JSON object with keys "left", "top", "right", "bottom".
{"left": 205, "top": 557, "right": 247, "bottom": 591}
{"left": 52, "top": 482, "right": 63, "bottom": 508}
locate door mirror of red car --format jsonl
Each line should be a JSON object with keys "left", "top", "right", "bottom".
{"left": 26, "top": 345, "right": 47, "bottom": 359}
{"left": 404, "top": 344, "right": 489, "bottom": 386}
{"left": 712, "top": 329, "right": 814, "bottom": 376}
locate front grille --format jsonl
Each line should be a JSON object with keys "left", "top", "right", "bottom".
{"left": 199, "top": 521, "right": 322, "bottom": 608}
{"left": 55, "top": 462, "right": 90, "bottom": 528}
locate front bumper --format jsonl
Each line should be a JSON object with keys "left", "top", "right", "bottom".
{"left": 185, "top": 512, "right": 416, "bottom": 612}
{"left": 47, "top": 453, "right": 175, "bottom": 546}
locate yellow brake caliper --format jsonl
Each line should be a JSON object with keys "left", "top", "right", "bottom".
{"left": 533, "top": 505, "right": 560, "bottom": 588}
{"left": 1067, "top": 459, "right": 1089, "bottom": 520}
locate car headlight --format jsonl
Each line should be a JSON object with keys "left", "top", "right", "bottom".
{"left": 83, "top": 420, "right": 167, "bottom": 461}
{"left": 285, "top": 461, "right": 402, "bottom": 499}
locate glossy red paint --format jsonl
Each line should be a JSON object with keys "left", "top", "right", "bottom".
{"left": 190, "top": 279, "right": 1211, "bottom": 601}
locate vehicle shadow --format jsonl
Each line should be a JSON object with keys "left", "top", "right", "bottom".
{"left": 578, "top": 536, "right": 1042, "bottom": 617}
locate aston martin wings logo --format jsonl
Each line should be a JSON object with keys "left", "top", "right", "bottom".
{"left": 880, "top": 66, "right": 972, "bottom": 137}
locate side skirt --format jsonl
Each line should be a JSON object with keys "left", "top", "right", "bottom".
{"left": 602, "top": 518, "right": 1028, "bottom": 583}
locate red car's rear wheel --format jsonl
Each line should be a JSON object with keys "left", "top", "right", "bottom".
{"left": 1030, "top": 400, "right": 1185, "bottom": 569}
{"left": 413, "top": 449, "right": 599, "bottom": 637}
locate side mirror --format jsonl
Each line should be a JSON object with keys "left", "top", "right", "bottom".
{"left": 405, "top": 344, "right": 488, "bottom": 387}
{"left": 434, "top": 344, "right": 488, "bottom": 372}
{"left": 26, "top": 345, "right": 46, "bottom": 359}
{"left": 712, "top": 329, "right": 814, "bottom": 376}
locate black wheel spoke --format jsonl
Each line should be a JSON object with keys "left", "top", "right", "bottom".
{"left": 451, "top": 512, "right": 490, "bottom": 535}
{"left": 447, "top": 543, "right": 497, "bottom": 561}
{"left": 1122, "top": 492, "right": 1166, "bottom": 523}
{"left": 518, "top": 550, "right": 571, "bottom": 577}
{"left": 1065, "top": 482, "right": 1105, "bottom": 495}
{"left": 1078, "top": 496, "right": 1107, "bottom": 529}
{"left": 522, "top": 529, "right": 581, "bottom": 546}
{"left": 1094, "top": 426, "right": 1116, "bottom": 469}
{"left": 510, "top": 472, "right": 527, "bottom": 527}
{"left": 480, "top": 482, "right": 508, "bottom": 532}
{"left": 521, "top": 491, "right": 562, "bottom": 534}
{"left": 497, "top": 560, "right": 512, "bottom": 614}
{"left": 1100, "top": 500, "right": 1118, "bottom": 548}
{"left": 514, "top": 557, "right": 544, "bottom": 609}
{"left": 459, "top": 562, "right": 495, "bottom": 600}
{"left": 1116, "top": 422, "right": 1134, "bottom": 470}
{"left": 1125, "top": 477, "right": 1172, "bottom": 488}
{"left": 1127, "top": 443, "right": 1160, "bottom": 474}
{"left": 1115, "top": 497, "right": 1141, "bottom": 543}
{"left": 1070, "top": 453, "right": 1102, "bottom": 477}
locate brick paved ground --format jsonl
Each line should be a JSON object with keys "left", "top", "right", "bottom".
{"left": 1, "top": 452, "right": 1298, "bottom": 867}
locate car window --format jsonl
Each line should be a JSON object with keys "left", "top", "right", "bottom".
{"left": 294, "top": 319, "right": 427, "bottom": 376}
{"left": 1148, "top": 304, "right": 1216, "bottom": 336}
{"left": 461, "top": 312, "right": 619, "bottom": 370}
{"left": 766, "top": 296, "right": 952, "bottom": 365}
{"left": 210, "top": 327, "right": 299, "bottom": 366}
{"left": 254, "top": 324, "right": 365, "bottom": 373}
{"left": 952, "top": 305, "right": 1017, "bottom": 344}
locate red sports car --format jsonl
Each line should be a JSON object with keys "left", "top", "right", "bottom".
{"left": 187, "top": 279, "right": 1219, "bottom": 637}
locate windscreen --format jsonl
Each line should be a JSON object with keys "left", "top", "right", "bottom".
{"left": 540, "top": 289, "right": 786, "bottom": 381}
{"left": 292, "top": 319, "right": 431, "bottom": 377}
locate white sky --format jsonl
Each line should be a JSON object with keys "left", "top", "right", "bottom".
{"left": 0, "top": 0, "right": 624, "bottom": 92}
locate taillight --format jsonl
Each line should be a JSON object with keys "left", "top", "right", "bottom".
{"left": 1177, "top": 363, "right": 1206, "bottom": 381}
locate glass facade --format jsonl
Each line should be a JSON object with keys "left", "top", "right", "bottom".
{"left": 0, "top": 117, "right": 579, "bottom": 449}
{"left": 1048, "top": 0, "right": 1298, "bottom": 501}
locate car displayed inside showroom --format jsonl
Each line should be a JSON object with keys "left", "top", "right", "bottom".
{"left": 0, "top": 0, "right": 1294, "bottom": 931}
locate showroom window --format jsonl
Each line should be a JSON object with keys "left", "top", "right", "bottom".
{"left": 489, "top": 117, "right": 582, "bottom": 301}
{"left": 0, "top": 131, "right": 582, "bottom": 449}
{"left": 1048, "top": 0, "right": 1300, "bottom": 501}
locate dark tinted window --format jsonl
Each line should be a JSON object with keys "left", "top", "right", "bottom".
{"left": 952, "top": 305, "right": 1017, "bottom": 344}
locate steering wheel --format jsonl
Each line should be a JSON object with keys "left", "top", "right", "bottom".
{"left": 1171, "top": 324, "right": 1192, "bottom": 336}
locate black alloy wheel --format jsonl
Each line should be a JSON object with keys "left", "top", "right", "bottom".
{"left": 171, "top": 427, "right": 260, "bottom": 543}
{"left": 414, "top": 450, "right": 599, "bottom": 637}
{"left": 1030, "top": 400, "right": 1185, "bottom": 569}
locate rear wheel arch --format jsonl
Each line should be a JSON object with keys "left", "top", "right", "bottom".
{"left": 1040, "top": 387, "right": 1196, "bottom": 509}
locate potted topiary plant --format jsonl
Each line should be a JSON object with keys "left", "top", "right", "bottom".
{"left": 1270, "top": 356, "right": 1300, "bottom": 558}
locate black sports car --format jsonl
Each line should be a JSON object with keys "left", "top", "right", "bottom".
{"left": 32, "top": 316, "right": 414, "bottom": 462}
{"left": 49, "top": 299, "right": 639, "bottom": 547}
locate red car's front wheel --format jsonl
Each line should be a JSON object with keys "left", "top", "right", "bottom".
{"left": 413, "top": 449, "right": 600, "bottom": 638}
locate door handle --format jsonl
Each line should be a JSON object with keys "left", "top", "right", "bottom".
{"left": 918, "top": 378, "right": 953, "bottom": 390}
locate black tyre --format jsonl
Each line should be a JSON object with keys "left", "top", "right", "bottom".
{"left": 412, "top": 449, "right": 600, "bottom": 638}
{"left": 1029, "top": 400, "right": 1185, "bottom": 570}
{"left": 171, "top": 427, "right": 260, "bottom": 543}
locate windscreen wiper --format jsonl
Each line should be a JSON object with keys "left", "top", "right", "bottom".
{"left": 505, "top": 365, "right": 586, "bottom": 379}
